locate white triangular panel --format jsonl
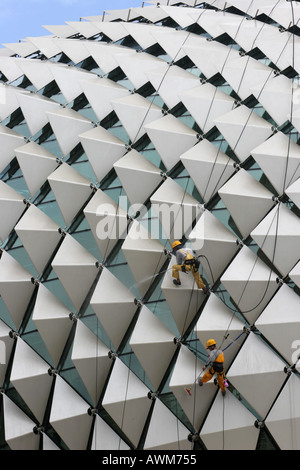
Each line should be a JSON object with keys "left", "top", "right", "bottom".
{"left": 169, "top": 345, "right": 216, "bottom": 432}
{"left": 251, "top": 131, "right": 300, "bottom": 195}
{"left": 51, "top": 233, "right": 99, "bottom": 311}
{"left": 32, "top": 283, "right": 72, "bottom": 366}
{"left": 79, "top": 126, "right": 126, "bottom": 182}
{"left": 196, "top": 292, "right": 246, "bottom": 367}
{"left": 181, "top": 139, "right": 235, "bottom": 203}
{"left": 14, "top": 204, "right": 61, "bottom": 274}
{"left": 214, "top": 104, "right": 273, "bottom": 162}
{"left": 102, "top": 358, "right": 152, "bottom": 448}
{"left": 71, "top": 320, "right": 111, "bottom": 405}
{"left": 46, "top": 107, "right": 93, "bottom": 157}
{"left": 0, "top": 251, "right": 35, "bottom": 328}
{"left": 161, "top": 255, "right": 206, "bottom": 336}
{"left": 220, "top": 245, "right": 278, "bottom": 326}
{"left": 90, "top": 267, "right": 136, "bottom": 350}
{"left": 265, "top": 374, "right": 300, "bottom": 450}
{"left": 48, "top": 162, "right": 93, "bottom": 226}
{"left": 255, "top": 284, "right": 300, "bottom": 365}
{"left": 122, "top": 220, "right": 166, "bottom": 297}
{"left": 144, "top": 398, "right": 191, "bottom": 450}
{"left": 145, "top": 114, "right": 198, "bottom": 170}
{"left": 200, "top": 390, "right": 259, "bottom": 450}
{"left": 84, "top": 189, "right": 128, "bottom": 260}
{"left": 129, "top": 305, "right": 176, "bottom": 390}
{"left": 227, "top": 333, "right": 287, "bottom": 419}
{"left": 189, "top": 209, "right": 239, "bottom": 285}
{"left": 111, "top": 92, "right": 163, "bottom": 143}
{"left": 3, "top": 395, "right": 40, "bottom": 450}
{"left": 251, "top": 204, "right": 300, "bottom": 277}
{"left": 114, "top": 149, "right": 162, "bottom": 206}
{"left": 50, "top": 375, "right": 93, "bottom": 450}
{"left": 0, "top": 180, "right": 25, "bottom": 243}
{"left": 15, "top": 141, "right": 59, "bottom": 197}
{"left": 10, "top": 337, "right": 53, "bottom": 423}
{"left": 218, "top": 169, "right": 275, "bottom": 239}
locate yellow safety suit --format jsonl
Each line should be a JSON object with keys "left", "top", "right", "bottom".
{"left": 172, "top": 248, "right": 205, "bottom": 289}
{"left": 200, "top": 349, "right": 225, "bottom": 392}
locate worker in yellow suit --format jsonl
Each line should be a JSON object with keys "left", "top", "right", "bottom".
{"left": 198, "top": 339, "right": 226, "bottom": 396}
{"left": 171, "top": 240, "right": 208, "bottom": 293}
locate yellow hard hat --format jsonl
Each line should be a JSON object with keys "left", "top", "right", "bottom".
{"left": 172, "top": 240, "right": 182, "bottom": 249}
{"left": 206, "top": 339, "right": 216, "bottom": 349}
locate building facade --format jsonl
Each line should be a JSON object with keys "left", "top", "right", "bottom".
{"left": 0, "top": 0, "right": 299, "bottom": 450}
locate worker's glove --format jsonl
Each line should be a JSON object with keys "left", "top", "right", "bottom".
{"left": 181, "top": 265, "right": 186, "bottom": 273}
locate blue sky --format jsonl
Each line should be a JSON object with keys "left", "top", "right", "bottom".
{"left": 0, "top": 0, "right": 145, "bottom": 46}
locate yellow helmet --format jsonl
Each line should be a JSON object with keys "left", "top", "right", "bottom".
{"left": 172, "top": 240, "right": 182, "bottom": 249}
{"left": 206, "top": 339, "right": 216, "bottom": 349}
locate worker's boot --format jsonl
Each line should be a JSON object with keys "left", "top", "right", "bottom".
{"left": 173, "top": 279, "right": 181, "bottom": 286}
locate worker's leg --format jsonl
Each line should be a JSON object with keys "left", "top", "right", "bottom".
{"left": 216, "top": 372, "right": 226, "bottom": 392}
{"left": 172, "top": 264, "right": 182, "bottom": 282}
{"left": 200, "top": 367, "right": 214, "bottom": 385}
{"left": 192, "top": 269, "right": 205, "bottom": 289}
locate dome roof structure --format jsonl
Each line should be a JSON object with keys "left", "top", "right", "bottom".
{"left": 0, "top": 0, "right": 299, "bottom": 451}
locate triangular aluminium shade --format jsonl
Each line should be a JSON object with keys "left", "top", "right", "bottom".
{"left": 0, "top": 251, "right": 35, "bottom": 328}
{"left": 0, "top": 180, "right": 25, "bottom": 243}
{"left": 90, "top": 267, "right": 136, "bottom": 350}
{"left": 251, "top": 203, "right": 300, "bottom": 277}
{"left": 51, "top": 233, "right": 99, "bottom": 312}
{"left": 195, "top": 292, "right": 246, "bottom": 367}
{"left": 71, "top": 319, "right": 111, "bottom": 405}
{"left": 79, "top": 77, "right": 130, "bottom": 122}
{"left": 50, "top": 374, "right": 93, "bottom": 450}
{"left": 169, "top": 345, "right": 216, "bottom": 432}
{"left": 32, "top": 283, "right": 73, "bottom": 365}
{"left": 0, "top": 125, "right": 25, "bottom": 173}
{"left": 91, "top": 414, "right": 130, "bottom": 450}
{"left": 218, "top": 168, "right": 275, "bottom": 240}
{"left": 129, "top": 305, "right": 177, "bottom": 390}
{"left": 83, "top": 189, "right": 128, "bottom": 260}
{"left": 150, "top": 176, "right": 202, "bottom": 243}
{"left": 214, "top": 104, "right": 273, "bottom": 162}
{"left": 255, "top": 284, "right": 300, "bottom": 365}
{"left": 285, "top": 177, "right": 300, "bottom": 211}
{"left": 111, "top": 92, "right": 163, "bottom": 143}
{"left": 114, "top": 148, "right": 163, "bottom": 207}
{"left": 251, "top": 131, "right": 300, "bottom": 196}
{"left": 10, "top": 337, "right": 53, "bottom": 423}
{"left": 46, "top": 107, "right": 94, "bottom": 157}
{"left": 3, "top": 395, "right": 40, "bottom": 450}
{"left": 16, "top": 92, "right": 61, "bottom": 137}
{"left": 220, "top": 245, "right": 279, "bottom": 326}
{"left": 122, "top": 220, "right": 166, "bottom": 298}
{"left": 179, "top": 82, "right": 235, "bottom": 134}
{"left": 48, "top": 162, "right": 93, "bottom": 226}
{"left": 102, "top": 357, "right": 152, "bottom": 448}
{"left": 79, "top": 126, "right": 126, "bottom": 183}
{"left": 161, "top": 255, "right": 206, "bottom": 336}
{"left": 146, "top": 63, "right": 200, "bottom": 110}
{"left": 145, "top": 113, "right": 198, "bottom": 170}
{"left": 14, "top": 204, "right": 61, "bottom": 275}
{"left": 180, "top": 139, "right": 235, "bottom": 203}
{"left": 265, "top": 374, "right": 300, "bottom": 450}
{"left": 227, "top": 333, "right": 287, "bottom": 419}
{"left": 143, "top": 398, "right": 191, "bottom": 450}
{"left": 15, "top": 140, "right": 59, "bottom": 197}
{"left": 189, "top": 209, "right": 239, "bottom": 285}
{"left": 200, "top": 388, "right": 260, "bottom": 450}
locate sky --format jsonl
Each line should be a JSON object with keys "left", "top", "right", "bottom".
{"left": 0, "top": 0, "right": 145, "bottom": 46}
